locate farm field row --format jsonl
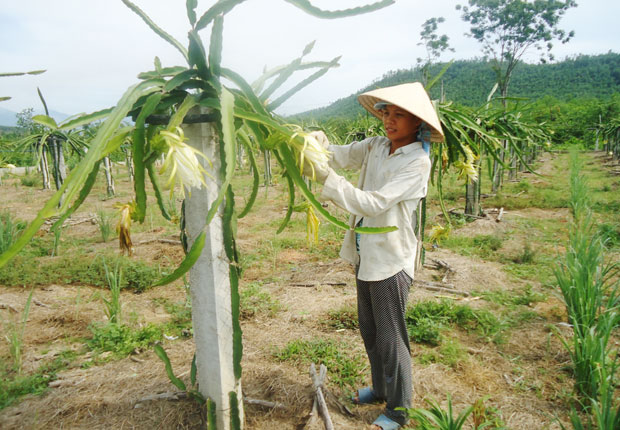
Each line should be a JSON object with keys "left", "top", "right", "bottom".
{"left": 0, "top": 150, "right": 618, "bottom": 429}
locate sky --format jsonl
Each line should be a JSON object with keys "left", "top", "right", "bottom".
{"left": 1, "top": 0, "right": 619, "bottom": 120}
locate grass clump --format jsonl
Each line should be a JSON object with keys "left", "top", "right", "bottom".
{"left": 321, "top": 304, "right": 358, "bottom": 330}
{"left": 86, "top": 323, "right": 163, "bottom": 357}
{"left": 96, "top": 209, "right": 114, "bottom": 242}
{"left": 406, "top": 300, "right": 506, "bottom": 345}
{"left": 0, "top": 353, "right": 73, "bottom": 410}
{"left": 417, "top": 338, "right": 466, "bottom": 368}
{"left": 240, "top": 282, "right": 281, "bottom": 319}
{"left": 273, "top": 338, "right": 365, "bottom": 389}
{"left": 441, "top": 234, "right": 504, "bottom": 259}
{"left": 2, "top": 290, "right": 33, "bottom": 373}
{"left": 19, "top": 171, "right": 40, "bottom": 188}
{"left": 0, "top": 211, "right": 26, "bottom": 255}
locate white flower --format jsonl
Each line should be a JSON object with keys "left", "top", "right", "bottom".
{"left": 289, "top": 125, "right": 331, "bottom": 178}
{"left": 454, "top": 160, "right": 479, "bottom": 183}
{"left": 159, "top": 126, "right": 212, "bottom": 197}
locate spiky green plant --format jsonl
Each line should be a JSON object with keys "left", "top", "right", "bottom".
{"left": 402, "top": 395, "right": 473, "bottom": 430}
{"left": 102, "top": 260, "right": 123, "bottom": 324}
{"left": 0, "top": 211, "right": 26, "bottom": 255}
{"left": 2, "top": 289, "right": 34, "bottom": 373}
{"left": 554, "top": 150, "right": 620, "bottom": 403}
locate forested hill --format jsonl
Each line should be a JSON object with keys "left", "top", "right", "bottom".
{"left": 295, "top": 52, "right": 620, "bottom": 121}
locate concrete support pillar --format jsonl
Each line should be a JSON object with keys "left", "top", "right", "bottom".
{"left": 184, "top": 108, "right": 243, "bottom": 430}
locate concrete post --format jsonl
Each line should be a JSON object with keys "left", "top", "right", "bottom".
{"left": 184, "top": 108, "right": 243, "bottom": 430}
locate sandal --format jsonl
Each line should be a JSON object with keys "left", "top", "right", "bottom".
{"left": 371, "top": 414, "right": 400, "bottom": 430}
{"left": 352, "top": 387, "right": 382, "bottom": 405}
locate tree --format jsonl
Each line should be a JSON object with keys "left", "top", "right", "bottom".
{"left": 457, "top": 0, "right": 577, "bottom": 188}
{"left": 416, "top": 17, "right": 454, "bottom": 90}
{"left": 457, "top": 0, "right": 576, "bottom": 100}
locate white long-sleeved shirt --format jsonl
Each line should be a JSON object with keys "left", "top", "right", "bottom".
{"left": 320, "top": 136, "right": 431, "bottom": 282}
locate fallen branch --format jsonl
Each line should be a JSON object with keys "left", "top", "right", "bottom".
{"left": 448, "top": 209, "right": 486, "bottom": 220}
{"left": 290, "top": 282, "right": 346, "bottom": 288}
{"left": 413, "top": 280, "right": 469, "bottom": 297}
{"left": 0, "top": 303, "right": 18, "bottom": 313}
{"left": 496, "top": 207, "right": 504, "bottom": 222}
{"left": 134, "top": 391, "right": 188, "bottom": 407}
{"left": 135, "top": 238, "right": 182, "bottom": 246}
{"left": 33, "top": 299, "right": 50, "bottom": 308}
{"left": 244, "top": 397, "right": 285, "bottom": 410}
{"left": 310, "top": 363, "right": 334, "bottom": 430}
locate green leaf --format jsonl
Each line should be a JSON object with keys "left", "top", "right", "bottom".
{"left": 132, "top": 93, "right": 163, "bottom": 222}
{"left": 32, "top": 115, "right": 58, "bottom": 130}
{"left": 186, "top": 0, "right": 198, "bottom": 26}
{"left": 195, "top": 0, "right": 248, "bottom": 31}
{"left": 146, "top": 162, "right": 171, "bottom": 221}
{"left": 0, "top": 70, "right": 45, "bottom": 77}
{"left": 0, "top": 97, "right": 10, "bottom": 102}
{"left": 154, "top": 231, "right": 206, "bottom": 286}
{"left": 237, "top": 128, "right": 260, "bottom": 218}
{"left": 268, "top": 55, "right": 341, "bottom": 110}
{"left": 153, "top": 344, "right": 187, "bottom": 391}
{"left": 425, "top": 60, "right": 453, "bottom": 91}
{"left": 190, "top": 353, "right": 197, "bottom": 386}
{"left": 51, "top": 161, "right": 101, "bottom": 233}
{"left": 167, "top": 93, "right": 198, "bottom": 130}
{"left": 207, "top": 398, "right": 217, "bottom": 429}
{"left": 58, "top": 108, "right": 114, "bottom": 131}
{"left": 121, "top": 0, "right": 189, "bottom": 62}
{"left": 163, "top": 68, "right": 198, "bottom": 92}
{"left": 221, "top": 68, "right": 270, "bottom": 117}
{"left": 258, "top": 47, "right": 307, "bottom": 102}
{"left": 138, "top": 66, "right": 187, "bottom": 79}
{"left": 277, "top": 168, "right": 295, "bottom": 234}
{"left": 208, "top": 14, "right": 224, "bottom": 78}
{"left": 188, "top": 29, "right": 210, "bottom": 81}
{"left": 283, "top": 0, "right": 395, "bottom": 19}
{"left": 205, "top": 87, "right": 236, "bottom": 224}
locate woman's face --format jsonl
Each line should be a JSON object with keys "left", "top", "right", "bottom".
{"left": 381, "top": 105, "right": 421, "bottom": 147}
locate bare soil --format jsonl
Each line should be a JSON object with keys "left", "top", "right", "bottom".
{"left": 0, "top": 152, "right": 615, "bottom": 429}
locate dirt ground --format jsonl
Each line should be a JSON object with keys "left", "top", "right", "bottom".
{"left": 0, "top": 151, "right": 614, "bottom": 429}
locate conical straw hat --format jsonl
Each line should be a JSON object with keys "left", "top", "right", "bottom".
{"left": 358, "top": 82, "right": 444, "bottom": 142}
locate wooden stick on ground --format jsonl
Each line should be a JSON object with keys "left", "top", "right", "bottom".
{"left": 413, "top": 280, "right": 469, "bottom": 297}
{"left": 310, "top": 363, "right": 334, "bottom": 430}
{"left": 496, "top": 207, "right": 505, "bottom": 222}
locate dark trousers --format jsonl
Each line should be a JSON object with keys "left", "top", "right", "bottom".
{"left": 356, "top": 270, "right": 412, "bottom": 426}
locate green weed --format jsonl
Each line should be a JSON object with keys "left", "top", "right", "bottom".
{"left": 240, "top": 282, "right": 281, "bottom": 319}
{"left": 406, "top": 300, "right": 505, "bottom": 345}
{"left": 321, "top": 304, "right": 358, "bottom": 330}
{"left": 102, "top": 260, "right": 122, "bottom": 324}
{"left": 0, "top": 211, "right": 26, "bottom": 254}
{"left": 19, "top": 171, "right": 40, "bottom": 188}
{"left": 402, "top": 394, "right": 473, "bottom": 430}
{"left": 441, "top": 234, "right": 504, "bottom": 259}
{"left": 86, "top": 323, "right": 162, "bottom": 357}
{"left": 273, "top": 338, "right": 365, "bottom": 389}
{"left": 512, "top": 243, "right": 537, "bottom": 264}
{"left": 2, "top": 289, "right": 33, "bottom": 373}
{"left": 417, "top": 338, "right": 466, "bottom": 368}
{"left": 475, "top": 285, "right": 547, "bottom": 308}
{"left": 96, "top": 209, "right": 114, "bottom": 243}
{"left": 0, "top": 353, "right": 73, "bottom": 410}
